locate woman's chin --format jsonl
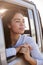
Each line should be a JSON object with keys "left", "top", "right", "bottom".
{"left": 19, "top": 31, "right": 24, "bottom": 34}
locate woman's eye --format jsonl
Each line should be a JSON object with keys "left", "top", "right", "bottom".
{"left": 16, "top": 21, "right": 20, "bottom": 22}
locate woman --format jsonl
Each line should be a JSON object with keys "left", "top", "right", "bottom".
{"left": 2, "top": 11, "right": 43, "bottom": 65}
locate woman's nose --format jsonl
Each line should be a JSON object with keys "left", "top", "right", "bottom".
{"left": 20, "top": 20, "right": 25, "bottom": 26}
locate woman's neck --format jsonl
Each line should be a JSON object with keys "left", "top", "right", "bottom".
{"left": 10, "top": 31, "right": 20, "bottom": 46}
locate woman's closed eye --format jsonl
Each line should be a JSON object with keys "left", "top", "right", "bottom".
{"left": 15, "top": 20, "right": 20, "bottom": 23}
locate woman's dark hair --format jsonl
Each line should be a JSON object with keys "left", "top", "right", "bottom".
{"left": 2, "top": 10, "right": 24, "bottom": 48}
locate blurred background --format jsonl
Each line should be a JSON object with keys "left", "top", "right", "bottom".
{"left": 29, "top": 0, "right": 43, "bottom": 36}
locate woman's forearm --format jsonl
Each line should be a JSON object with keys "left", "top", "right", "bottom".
{"left": 26, "top": 56, "right": 37, "bottom": 65}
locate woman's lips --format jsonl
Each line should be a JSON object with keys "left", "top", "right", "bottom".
{"left": 19, "top": 27, "right": 25, "bottom": 30}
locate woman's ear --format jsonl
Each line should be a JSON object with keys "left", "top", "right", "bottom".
{"left": 7, "top": 24, "right": 11, "bottom": 29}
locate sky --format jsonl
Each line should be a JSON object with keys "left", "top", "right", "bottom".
{"left": 29, "top": 0, "right": 43, "bottom": 27}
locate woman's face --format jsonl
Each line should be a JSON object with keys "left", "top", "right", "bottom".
{"left": 8, "top": 13, "right": 25, "bottom": 34}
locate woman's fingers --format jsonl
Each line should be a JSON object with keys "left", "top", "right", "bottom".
{"left": 20, "top": 43, "right": 32, "bottom": 50}
{"left": 19, "top": 43, "right": 32, "bottom": 55}
{"left": 16, "top": 43, "right": 32, "bottom": 53}
{"left": 19, "top": 47, "right": 28, "bottom": 53}
{"left": 19, "top": 47, "right": 31, "bottom": 56}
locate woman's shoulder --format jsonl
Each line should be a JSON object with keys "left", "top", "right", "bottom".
{"left": 21, "top": 34, "right": 33, "bottom": 40}
{"left": 21, "top": 35, "right": 37, "bottom": 48}
{"left": 21, "top": 34, "right": 34, "bottom": 43}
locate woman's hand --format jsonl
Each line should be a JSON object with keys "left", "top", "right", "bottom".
{"left": 15, "top": 44, "right": 37, "bottom": 65}
{"left": 19, "top": 43, "right": 32, "bottom": 61}
{"left": 15, "top": 46, "right": 22, "bottom": 53}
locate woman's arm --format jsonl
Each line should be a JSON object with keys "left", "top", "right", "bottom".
{"left": 19, "top": 40, "right": 43, "bottom": 65}
{"left": 27, "top": 37, "right": 43, "bottom": 65}
{"left": 25, "top": 54, "right": 37, "bottom": 65}
{"left": 6, "top": 46, "right": 22, "bottom": 57}
{"left": 19, "top": 44, "right": 37, "bottom": 65}
{"left": 6, "top": 48, "right": 16, "bottom": 57}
